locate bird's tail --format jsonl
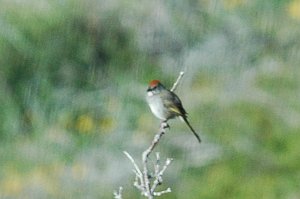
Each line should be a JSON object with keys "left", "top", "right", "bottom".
{"left": 181, "top": 116, "right": 201, "bottom": 143}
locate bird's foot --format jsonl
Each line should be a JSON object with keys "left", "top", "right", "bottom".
{"left": 161, "top": 121, "right": 170, "bottom": 130}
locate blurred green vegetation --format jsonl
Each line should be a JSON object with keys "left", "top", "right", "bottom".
{"left": 0, "top": 0, "right": 300, "bottom": 198}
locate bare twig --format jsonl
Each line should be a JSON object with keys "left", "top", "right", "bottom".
{"left": 151, "top": 156, "right": 173, "bottom": 193}
{"left": 142, "top": 122, "right": 168, "bottom": 198}
{"left": 153, "top": 188, "right": 172, "bottom": 196}
{"left": 142, "top": 122, "right": 169, "bottom": 162}
{"left": 124, "top": 122, "right": 170, "bottom": 198}
{"left": 113, "top": 187, "right": 123, "bottom": 199}
{"left": 123, "top": 151, "right": 145, "bottom": 192}
{"left": 124, "top": 151, "right": 143, "bottom": 178}
{"left": 171, "top": 71, "right": 185, "bottom": 92}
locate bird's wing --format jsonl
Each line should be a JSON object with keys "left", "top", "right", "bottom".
{"left": 162, "top": 90, "right": 187, "bottom": 116}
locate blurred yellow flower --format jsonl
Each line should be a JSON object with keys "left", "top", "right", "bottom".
{"left": 76, "top": 114, "right": 94, "bottom": 133}
{"left": 99, "top": 117, "right": 115, "bottom": 133}
{"left": 1, "top": 173, "right": 23, "bottom": 196}
{"left": 288, "top": 0, "right": 300, "bottom": 19}
{"left": 72, "top": 163, "right": 87, "bottom": 180}
{"left": 223, "top": 0, "right": 244, "bottom": 10}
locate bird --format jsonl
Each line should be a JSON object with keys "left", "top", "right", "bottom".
{"left": 146, "top": 79, "right": 201, "bottom": 143}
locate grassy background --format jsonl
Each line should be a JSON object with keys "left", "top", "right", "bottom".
{"left": 0, "top": 0, "right": 300, "bottom": 198}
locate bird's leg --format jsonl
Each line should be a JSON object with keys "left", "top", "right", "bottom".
{"left": 161, "top": 120, "right": 170, "bottom": 130}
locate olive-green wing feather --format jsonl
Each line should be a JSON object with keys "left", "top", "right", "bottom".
{"left": 162, "top": 90, "right": 186, "bottom": 116}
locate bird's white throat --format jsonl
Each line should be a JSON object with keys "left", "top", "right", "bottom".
{"left": 147, "top": 91, "right": 154, "bottom": 97}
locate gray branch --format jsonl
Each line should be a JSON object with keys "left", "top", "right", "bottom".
{"left": 124, "top": 122, "right": 172, "bottom": 198}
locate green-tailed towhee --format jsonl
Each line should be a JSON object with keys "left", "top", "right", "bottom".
{"left": 146, "top": 80, "right": 201, "bottom": 143}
